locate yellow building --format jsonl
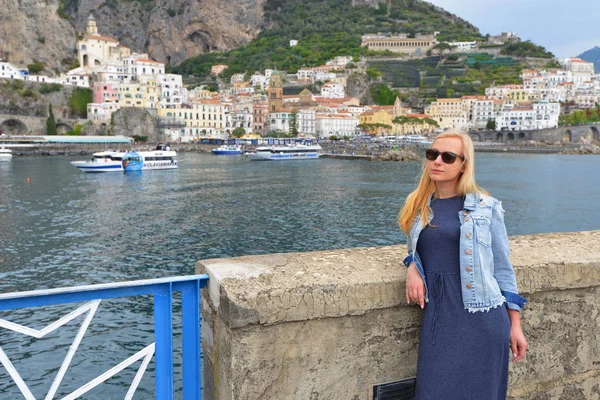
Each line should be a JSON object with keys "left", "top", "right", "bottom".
{"left": 424, "top": 98, "right": 467, "bottom": 130}
{"left": 118, "top": 83, "right": 145, "bottom": 108}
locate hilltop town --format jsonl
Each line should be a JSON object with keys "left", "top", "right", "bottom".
{"left": 0, "top": 15, "right": 598, "bottom": 143}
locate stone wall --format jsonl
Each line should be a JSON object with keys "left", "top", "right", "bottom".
{"left": 196, "top": 231, "right": 600, "bottom": 400}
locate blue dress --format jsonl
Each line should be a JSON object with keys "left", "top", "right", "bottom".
{"left": 415, "top": 195, "right": 510, "bottom": 400}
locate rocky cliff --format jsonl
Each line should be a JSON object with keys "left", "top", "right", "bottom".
{"left": 1, "top": 0, "right": 267, "bottom": 72}
{"left": 0, "top": 0, "right": 77, "bottom": 73}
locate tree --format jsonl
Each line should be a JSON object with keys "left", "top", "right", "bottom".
{"left": 232, "top": 127, "right": 246, "bottom": 138}
{"left": 46, "top": 104, "right": 57, "bottom": 135}
{"left": 290, "top": 111, "right": 299, "bottom": 137}
{"left": 486, "top": 119, "right": 496, "bottom": 130}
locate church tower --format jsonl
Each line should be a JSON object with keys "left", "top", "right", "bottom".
{"left": 267, "top": 71, "right": 283, "bottom": 112}
{"left": 86, "top": 14, "right": 98, "bottom": 35}
{"left": 393, "top": 96, "right": 404, "bottom": 118}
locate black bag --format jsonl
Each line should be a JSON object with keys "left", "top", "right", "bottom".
{"left": 373, "top": 377, "right": 416, "bottom": 400}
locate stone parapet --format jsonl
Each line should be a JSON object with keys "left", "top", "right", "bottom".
{"left": 196, "top": 231, "right": 600, "bottom": 400}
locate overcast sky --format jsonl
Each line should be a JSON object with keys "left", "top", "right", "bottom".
{"left": 426, "top": 0, "right": 600, "bottom": 58}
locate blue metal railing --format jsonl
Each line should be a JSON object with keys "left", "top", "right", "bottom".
{"left": 0, "top": 274, "right": 209, "bottom": 399}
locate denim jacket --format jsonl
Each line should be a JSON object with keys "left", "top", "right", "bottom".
{"left": 403, "top": 192, "right": 527, "bottom": 313}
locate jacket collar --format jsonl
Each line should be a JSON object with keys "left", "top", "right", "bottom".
{"left": 463, "top": 192, "right": 477, "bottom": 210}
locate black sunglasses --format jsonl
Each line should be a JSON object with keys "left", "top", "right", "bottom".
{"left": 425, "top": 149, "right": 465, "bottom": 164}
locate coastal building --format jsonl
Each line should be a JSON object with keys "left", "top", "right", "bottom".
{"left": 320, "top": 82, "right": 345, "bottom": 98}
{"left": 447, "top": 41, "right": 478, "bottom": 50}
{"left": 252, "top": 99, "right": 268, "bottom": 134}
{"left": 290, "top": 40, "right": 299, "bottom": 47}
{"left": 230, "top": 74, "right": 245, "bottom": 84}
{"left": 495, "top": 101, "right": 560, "bottom": 131}
{"left": 326, "top": 56, "right": 353, "bottom": 67}
{"left": 118, "top": 82, "right": 144, "bottom": 108}
{"left": 87, "top": 102, "right": 120, "bottom": 123}
{"left": 315, "top": 113, "right": 359, "bottom": 138}
{"left": 0, "top": 62, "right": 26, "bottom": 80}
{"left": 78, "top": 15, "right": 130, "bottom": 70}
{"left": 424, "top": 98, "right": 467, "bottom": 130}
{"left": 297, "top": 109, "right": 316, "bottom": 137}
{"left": 361, "top": 33, "right": 438, "bottom": 56}
{"left": 267, "top": 72, "right": 284, "bottom": 112}
{"left": 158, "top": 74, "right": 185, "bottom": 107}
{"left": 93, "top": 82, "right": 119, "bottom": 104}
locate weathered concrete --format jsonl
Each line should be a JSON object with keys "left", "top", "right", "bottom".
{"left": 197, "top": 231, "right": 600, "bottom": 400}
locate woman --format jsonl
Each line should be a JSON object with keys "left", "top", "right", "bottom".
{"left": 398, "top": 131, "right": 528, "bottom": 399}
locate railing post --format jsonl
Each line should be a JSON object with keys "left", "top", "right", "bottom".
{"left": 154, "top": 283, "right": 174, "bottom": 399}
{"left": 182, "top": 279, "right": 202, "bottom": 400}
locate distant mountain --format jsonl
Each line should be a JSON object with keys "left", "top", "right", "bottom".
{"left": 578, "top": 46, "right": 600, "bottom": 72}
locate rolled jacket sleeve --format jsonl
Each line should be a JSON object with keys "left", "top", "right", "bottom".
{"left": 490, "top": 200, "right": 527, "bottom": 311}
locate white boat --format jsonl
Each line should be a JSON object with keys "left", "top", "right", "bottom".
{"left": 70, "top": 150, "right": 178, "bottom": 173}
{"left": 0, "top": 147, "right": 13, "bottom": 161}
{"left": 211, "top": 145, "right": 243, "bottom": 155}
{"left": 245, "top": 143, "right": 322, "bottom": 161}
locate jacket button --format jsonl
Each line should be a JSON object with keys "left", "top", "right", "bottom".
{"left": 465, "top": 249, "right": 471, "bottom": 255}
{"left": 466, "top": 233, "right": 471, "bottom": 238}
{"left": 466, "top": 283, "right": 472, "bottom": 289}
{"left": 466, "top": 267, "right": 472, "bottom": 272}
{"left": 463, "top": 211, "right": 468, "bottom": 216}
{"left": 465, "top": 217, "right": 470, "bottom": 221}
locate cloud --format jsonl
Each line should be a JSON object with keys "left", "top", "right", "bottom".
{"left": 426, "top": 0, "right": 600, "bottom": 57}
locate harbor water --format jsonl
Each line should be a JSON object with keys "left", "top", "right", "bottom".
{"left": 0, "top": 152, "right": 599, "bottom": 398}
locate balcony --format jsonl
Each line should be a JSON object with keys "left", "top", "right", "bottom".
{"left": 158, "top": 117, "right": 186, "bottom": 129}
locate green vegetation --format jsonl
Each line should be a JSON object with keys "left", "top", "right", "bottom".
{"left": 370, "top": 83, "right": 401, "bottom": 105}
{"left": 132, "top": 135, "right": 148, "bottom": 142}
{"left": 393, "top": 115, "right": 438, "bottom": 133}
{"left": 560, "top": 107, "right": 600, "bottom": 126}
{"left": 171, "top": 0, "right": 482, "bottom": 80}
{"left": 66, "top": 124, "right": 84, "bottom": 136}
{"left": 27, "top": 61, "right": 45, "bottom": 74}
{"left": 68, "top": 88, "right": 93, "bottom": 118}
{"left": 501, "top": 41, "right": 554, "bottom": 58}
{"left": 46, "top": 104, "right": 57, "bottom": 135}
{"left": 486, "top": 119, "right": 496, "bottom": 130}
{"left": 39, "top": 83, "right": 63, "bottom": 94}
{"left": 232, "top": 127, "right": 246, "bottom": 138}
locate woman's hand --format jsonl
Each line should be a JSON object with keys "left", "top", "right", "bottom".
{"left": 507, "top": 309, "right": 528, "bottom": 362}
{"left": 405, "top": 263, "right": 426, "bottom": 308}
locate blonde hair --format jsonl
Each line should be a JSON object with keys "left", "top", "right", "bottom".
{"left": 398, "top": 131, "right": 488, "bottom": 234}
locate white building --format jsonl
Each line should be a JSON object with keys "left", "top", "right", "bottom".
{"left": 78, "top": 15, "right": 130, "bottom": 70}
{"left": 495, "top": 101, "right": 560, "bottom": 131}
{"left": 448, "top": 41, "right": 477, "bottom": 50}
{"left": 0, "top": 62, "right": 26, "bottom": 80}
{"left": 315, "top": 113, "right": 360, "bottom": 138}
{"left": 250, "top": 73, "right": 268, "bottom": 92}
{"left": 298, "top": 109, "right": 316, "bottom": 137}
{"left": 290, "top": 40, "right": 299, "bottom": 47}
{"left": 230, "top": 73, "right": 245, "bottom": 84}
{"left": 158, "top": 74, "right": 185, "bottom": 106}
{"left": 87, "top": 102, "right": 120, "bottom": 122}
{"left": 320, "top": 82, "right": 345, "bottom": 98}
{"left": 326, "top": 56, "right": 353, "bottom": 67}
{"left": 314, "top": 72, "right": 337, "bottom": 83}
{"left": 297, "top": 68, "right": 314, "bottom": 84}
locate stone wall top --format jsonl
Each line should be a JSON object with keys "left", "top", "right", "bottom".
{"left": 196, "top": 230, "right": 600, "bottom": 329}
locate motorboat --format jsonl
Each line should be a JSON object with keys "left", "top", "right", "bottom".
{"left": 211, "top": 145, "right": 243, "bottom": 155}
{"left": 245, "top": 143, "right": 322, "bottom": 161}
{"left": 71, "top": 150, "right": 178, "bottom": 173}
{"left": 0, "top": 147, "right": 13, "bottom": 161}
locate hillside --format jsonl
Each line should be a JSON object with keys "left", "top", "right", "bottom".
{"left": 578, "top": 46, "right": 600, "bottom": 73}
{"left": 171, "top": 0, "right": 483, "bottom": 80}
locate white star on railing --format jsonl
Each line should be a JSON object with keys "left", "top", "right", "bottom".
{"left": 0, "top": 300, "right": 155, "bottom": 400}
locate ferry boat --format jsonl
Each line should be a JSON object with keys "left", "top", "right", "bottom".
{"left": 70, "top": 150, "right": 178, "bottom": 173}
{"left": 245, "top": 143, "right": 322, "bottom": 161}
{"left": 0, "top": 147, "right": 13, "bottom": 160}
{"left": 211, "top": 145, "right": 243, "bottom": 155}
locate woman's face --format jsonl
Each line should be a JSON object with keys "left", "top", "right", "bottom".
{"left": 427, "top": 137, "right": 466, "bottom": 186}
